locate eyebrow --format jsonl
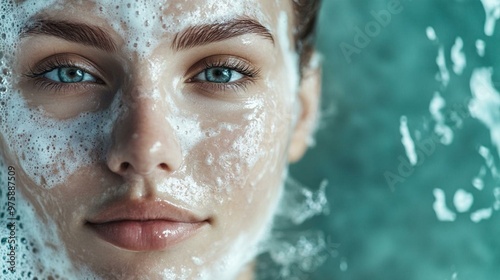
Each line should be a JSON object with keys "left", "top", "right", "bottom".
{"left": 20, "top": 19, "right": 117, "bottom": 52}
{"left": 172, "top": 18, "right": 274, "bottom": 51}
{"left": 19, "top": 18, "right": 273, "bottom": 53}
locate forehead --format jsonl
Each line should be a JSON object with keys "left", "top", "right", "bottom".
{"left": 12, "top": 0, "right": 292, "bottom": 32}
{"left": 8, "top": 0, "right": 294, "bottom": 57}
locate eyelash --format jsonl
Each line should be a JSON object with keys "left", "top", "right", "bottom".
{"left": 188, "top": 59, "right": 261, "bottom": 93}
{"left": 24, "top": 57, "right": 260, "bottom": 95}
{"left": 25, "top": 56, "right": 103, "bottom": 93}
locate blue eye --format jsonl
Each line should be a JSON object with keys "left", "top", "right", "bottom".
{"left": 195, "top": 67, "right": 244, "bottom": 83}
{"left": 43, "top": 67, "right": 97, "bottom": 83}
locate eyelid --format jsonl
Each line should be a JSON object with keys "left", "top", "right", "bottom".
{"left": 186, "top": 55, "right": 260, "bottom": 81}
{"left": 42, "top": 67, "right": 98, "bottom": 84}
{"left": 185, "top": 55, "right": 261, "bottom": 98}
{"left": 193, "top": 68, "right": 245, "bottom": 83}
{"left": 185, "top": 58, "right": 258, "bottom": 100}
{"left": 25, "top": 53, "right": 107, "bottom": 85}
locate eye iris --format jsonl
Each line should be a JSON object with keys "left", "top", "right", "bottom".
{"left": 58, "top": 67, "right": 84, "bottom": 83}
{"left": 205, "top": 67, "right": 231, "bottom": 83}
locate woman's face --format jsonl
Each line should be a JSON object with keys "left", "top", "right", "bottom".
{"left": 0, "top": 0, "right": 317, "bottom": 278}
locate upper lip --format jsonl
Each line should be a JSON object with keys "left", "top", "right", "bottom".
{"left": 86, "top": 199, "right": 208, "bottom": 224}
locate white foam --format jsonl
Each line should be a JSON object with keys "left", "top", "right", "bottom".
{"left": 93, "top": 0, "right": 268, "bottom": 58}
{"left": 277, "top": 11, "right": 300, "bottom": 105}
{"left": 149, "top": 141, "right": 162, "bottom": 153}
{"left": 157, "top": 173, "right": 211, "bottom": 206}
{"left": 0, "top": 91, "right": 122, "bottom": 188}
{"left": 262, "top": 8, "right": 304, "bottom": 154}
{"left": 230, "top": 99, "right": 266, "bottom": 169}
{"left": 0, "top": 182, "right": 83, "bottom": 278}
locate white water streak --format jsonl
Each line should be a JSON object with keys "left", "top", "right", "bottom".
{"left": 433, "top": 188, "right": 456, "bottom": 222}
{"left": 430, "top": 92, "right": 453, "bottom": 145}
{"left": 451, "top": 37, "right": 466, "bottom": 75}
{"left": 480, "top": 0, "right": 500, "bottom": 36}
{"left": 470, "top": 207, "right": 493, "bottom": 222}
{"left": 426, "top": 26, "right": 437, "bottom": 41}
{"left": 453, "top": 189, "right": 474, "bottom": 213}
{"left": 400, "top": 116, "right": 417, "bottom": 166}
{"left": 436, "top": 47, "right": 450, "bottom": 87}
{"left": 470, "top": 68, "right": 500, "bottom": 161}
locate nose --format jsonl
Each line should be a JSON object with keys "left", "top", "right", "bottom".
{"left": 106, "top": 92, "right": 183, "bottom": 177}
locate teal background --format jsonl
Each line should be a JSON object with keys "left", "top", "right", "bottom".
{"left": 287, "top": 0, "right": 499, "bottom": 279}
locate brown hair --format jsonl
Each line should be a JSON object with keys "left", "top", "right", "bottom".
{"left": 292, "top": 0, "right": 321, "bottom": 71}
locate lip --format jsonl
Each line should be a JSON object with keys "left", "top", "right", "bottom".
{"left": 86, "top": 199, "right": 209, "bottom": 251}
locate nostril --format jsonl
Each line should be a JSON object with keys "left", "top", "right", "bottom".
{"left": 159, "top": 163, "right": 168, "bottom": 171}
{"left": 120, "top": 162, "right": 130, "bottom": 172}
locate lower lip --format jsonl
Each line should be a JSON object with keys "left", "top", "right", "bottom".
{"left": 88, "top": 220, "right": 205, "bottom": 251}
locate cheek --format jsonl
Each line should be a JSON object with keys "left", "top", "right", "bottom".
{"left": 202, "top": 103, "right": 270, "bottom": 191}
{"left": 208, "top": 103, "right": 292, "bottom": 273}
{"left": 203, "top": 98, "right": 292, "bottom": 223}
{"left": 0, "top": 89, "right": 123, "bottom": 189}
{"left": 157, "top": 95, "right": 292, "bottom": 206}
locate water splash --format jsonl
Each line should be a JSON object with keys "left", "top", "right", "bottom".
{"left": 275, "top": 178, "right": 329, "bottom": 225}
{"left": 472, "top": 166, "right": 486, "bottom": 191}
{"left": 478, "top": 146, "right": 500, "bottom": 179}
{"left": 432, "top": 188, "right": 457, "bottom": 222}
{"left": 470, "top": 69, "right": 500, "bottom": 159}
{"left": 429, "top": 92, "right": 454, "bottom": 145}
{"left": 480, "top": 0, "right": 500, "bottom": 36}
{"left": 493, "top": 187, "right": 500, "bottom": 210}
{"left": 476, "top": 39, "right": 486, "bottom": 57}
{"left": 451, "top": 37, "right": 466, "bottom": 75}
{"left": 421, "top": 21, "right": 500, "bottom": 223}
{"left": 266, "top": 231, "right": 330, "bottom": 279}
{"left": 436, "top": 47, "right": 450, "bottom": 87}
{"left": 259, "top": 178, "right": 331, "bottom": 279}
{"left": 470, "top": 207, "right": 493, "bottom": 222}
{"left": 400, "top": 116, "right": 417, "bottom": 166}
{"left": 453, "top": 189, "right": 474, "bottom": 213}
{"left": 426, "top": 26, "right": 437, "bottom": 41}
